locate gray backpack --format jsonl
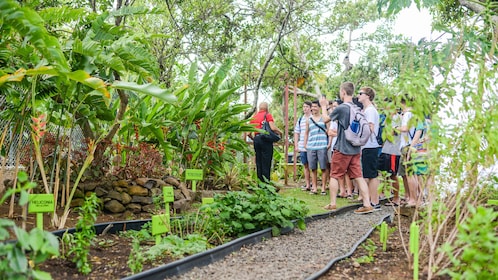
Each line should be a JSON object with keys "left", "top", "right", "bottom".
{"left": 343, "top": 103, "right": 371, "bottom": 146}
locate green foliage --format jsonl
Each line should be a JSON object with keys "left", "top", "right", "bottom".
{"left": 119, "top": 222, "right": 153, "bottom": 243}
{"left": 355, "top": 238, "right": 377, "bottom": 264}
{"left": 0, "top": 171, "right": 59, "bottom": 280}
{"left": 440, "top": 206, "right": 498, "bottom": 279}
{"left": 127, "top": 236, "right": 144, "bottom": 274}
{"left": 204, "top": 183, "right": 309, "bottom": 237}
{"left": 134, "top": 60, "right": 256, "bottom": 179}
{"left": 63, "top": 193, "right": 100, "bottom": 275}
{"left": 145, "top": 234, "right": 208, "bottom": 260}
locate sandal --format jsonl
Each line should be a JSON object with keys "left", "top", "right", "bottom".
{"left": 309, "top": 191, "right": 318, "bottom": 195}
{"left": 321, "top": 191, "right": 327, "bottom": 196}
{"left": 385, "top": 201, "right": 400, "bottom": 207}
{"left": 323, "top": 204, "right": 337, "bottom": 211}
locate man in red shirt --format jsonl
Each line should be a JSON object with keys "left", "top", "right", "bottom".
{"left": 249, "top": 102, "right": 281, "bottom": 183}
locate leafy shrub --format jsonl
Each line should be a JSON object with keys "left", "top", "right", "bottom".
{"left": 204, "top": 183, "right": 309, "bottom": 237}
{"left": 440, "top": 205, "right": 498, "bottom": 279}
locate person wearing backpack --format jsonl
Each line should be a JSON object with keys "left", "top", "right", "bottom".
{"left": 304, "top": 100, "right": 330, "bottom": 195}
{"left": 319, "top": 82, "right": 373, "bottom": 214}
{"left": 357, "top": 87, "right": 382, "bottom": 211}
{"left": 293, "top": 101, "right": 312, "bottom": 191}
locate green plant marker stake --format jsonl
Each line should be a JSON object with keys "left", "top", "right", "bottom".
{"left": 409, "top": 222, "right": 420, "bottom": 280}
{"left": 163, "top": 186, "right": 174, "bottom": 215}
{"left": 202, "top": 197, "right": 214, "bottom": 205}
{"left": 185, "top": 169, "right": 203, "bottom": 192}
{"left": 487, "top": 199, "right": 498, "bottom": 206}
{"left": 28, "top": 194, "right": 55, "bottom": 230}
{"left": 380, "top": 221, "right": 388, "bottom": 251}
{"left": 152, "top": 213, "right": 170, "bottom": 245}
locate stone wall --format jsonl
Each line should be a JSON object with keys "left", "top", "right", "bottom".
{"left": 75, "top": 176, "right": 197, "bottom": 215}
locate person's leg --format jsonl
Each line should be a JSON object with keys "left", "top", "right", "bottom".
{"left": 327, "top": 151, "right": 350, "bottom": 208}
{"left": 354, "top": 177, "right": 372, "bottom": 208}
{"left": 361, "top": 148, "right": 380, "bottom": 205}
{"left": 389, "top": 173, "right": 400, "bottom": 204}
{"left": 348, "top": 153, "right": 373, "bottom": 211}
{"left": 300, "top": 152, "right": 311, "bottom": 190}
{"left": 345, "top": 174, "right": 354, "bottom": 196}
{"left": 317, "top": 148, "right": 329, "bottom": 193}
{"left": 307, "top": 150, "right": 318, "bottom": 193}
{"left": 253, "top": 135, "right": 263, "bottom": 182}
{"left": 260, "top": 140, "right": 274, "bottom": 183}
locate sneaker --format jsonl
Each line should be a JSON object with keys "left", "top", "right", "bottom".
{"left": 354, "top": 206, "right": 374, "bottom": 214}
{"left": 371, "top": 203, "right": 381, "bottom": 211}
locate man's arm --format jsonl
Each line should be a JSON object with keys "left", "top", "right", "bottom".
{"left": 319, "top": 96, "right": 331, "bottom": 123}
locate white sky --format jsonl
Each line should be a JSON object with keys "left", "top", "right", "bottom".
{"left": 393, "top": 6, "right": 433, "bottom": 43}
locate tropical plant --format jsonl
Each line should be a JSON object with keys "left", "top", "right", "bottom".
{"left": 0, "top": 171, "right": 59, "bottom": 280}
{"left": 62, "top": 193, "right": 100, "bottom": 275}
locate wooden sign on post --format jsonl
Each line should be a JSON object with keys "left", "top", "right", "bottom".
{"left": 28, "top": 194, "right": 55, "bottom": 230}
{"left": 163, "top": 186, "right": 174, "bottom": 215}
{"left": 185, "top": 169, "right": 203, "bottom": 192}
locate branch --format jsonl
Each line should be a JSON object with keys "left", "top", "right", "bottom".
{"left": 459, "top": 0, "right": 498, "bottom": 25}
{"left": 244, "top": 4, "right": 292, "bottom": 119}
{"left": 287, "top": 86, "right": 319, "bottom": 99}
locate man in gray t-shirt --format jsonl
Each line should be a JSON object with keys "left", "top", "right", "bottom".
{"left": 319, "top": 82, "right": 373, "bottom": 214}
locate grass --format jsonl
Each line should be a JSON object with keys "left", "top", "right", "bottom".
{"left": 279, "top": 186, "right": 357, "bottom": 215}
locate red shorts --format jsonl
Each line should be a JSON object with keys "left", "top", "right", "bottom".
{"left": 330, "top": 150, "right": 363, "bottom": 179}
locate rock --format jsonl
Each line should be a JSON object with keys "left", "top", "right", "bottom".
{"left": 352, "top": 261, "right": 360, "bottom": 268}
{"left": 106, "top": 190, "right": 122, "bottom": 202}
{"left": 179, "top": 182, "right": 192, "bottom": 200}
{"left": 95, "top": 186, "right": 109, "bottom": 197}
{"left": 135, "top": 178, "right": 149, "bottom": 187}
{"left": 128, "top": 185, "right": 148, "bottom": 196}
{"left": 131, "top": 196, "right": 153, "bottom": 204}
{"left": 79, "top": 181, "right": 99, "bottom": 191}
{"left": 142, "top": 204, "right": 158, "bottom": 213}
{"left": 173, "top": 198, "right": 191, "bottom": 213}
{"left": 150, "top": 187, "right": 161, "bottom": 197}
{"left": 70, "top": 198, "right": 85, "bottom": 208}
{"left": 104, "top": 200, "right": 126, "bottom": 213}
{"left": 121, "top": 192, "right": 132, "bottom": 204}
{"left": 74, "top": 188, "right": 85, "bottom": 199}
{"left": 112, "top": 180, "right": 129, "bottom": 188}
{"left": 126, "top": 203, "right": 142, "bottom": 213}
{"left": 163, "top": 176, "right": 180, "bottom": 187}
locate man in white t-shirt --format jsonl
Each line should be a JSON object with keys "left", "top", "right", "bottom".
{"left": 294, "top": 101, "right": 312, "bottom": 191}
{"left": 358, "top": 87, "right": 381, "bottom": 210}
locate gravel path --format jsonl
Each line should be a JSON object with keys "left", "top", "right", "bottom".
{"left": 167, "top": 207, "right": 394, "bottom": 280}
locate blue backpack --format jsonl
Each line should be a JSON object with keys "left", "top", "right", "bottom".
{"left": 376, "top": 113, "right": 386, "bottom": 146}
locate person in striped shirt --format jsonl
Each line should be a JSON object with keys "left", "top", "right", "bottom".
{"left": 304, "top": 100, "right": 330, "bottom": 195}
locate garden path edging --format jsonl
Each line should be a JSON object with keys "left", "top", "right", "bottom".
{"left": 305, "top": 213, "right": 392, "bottom": 280}
{"left": 122, "top": 202, "right": 388, "bottom": 280}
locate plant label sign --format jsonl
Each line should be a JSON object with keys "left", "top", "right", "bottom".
{"left": 202, "top": 197, "right": 214, "bottom": 205}
{"left": 163, "top": 186, "right": 174, "bottom": 203}
{"left": 28, "top": 194, "right": 54, "bottom": 213}
{"left": 152, "top": 213, "right": 170, "bottom": 234}
{"left": 185, "top": 169, "right": 203, "bottom": 180}
{"left": 185, "top": 169, "right": 203, "bottom": 192}
{"left": 28, "top": 194, "right": 55, "bottom": 230}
